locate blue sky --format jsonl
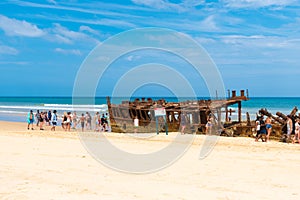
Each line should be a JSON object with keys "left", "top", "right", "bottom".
{"left": 0, "top": 0, "right": 300, "bottom": 97}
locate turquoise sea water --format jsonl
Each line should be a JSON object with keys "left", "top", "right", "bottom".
{"left": 0, "top": 97, "right": 299, "bottom": 122}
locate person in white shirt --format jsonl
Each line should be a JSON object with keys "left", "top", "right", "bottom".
{"left": 134, "top": 116, "right": 139, "bottom": 133}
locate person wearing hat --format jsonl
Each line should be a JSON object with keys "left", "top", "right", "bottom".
{"left": 27, "top": 110, "right": 34, "bottom": 130}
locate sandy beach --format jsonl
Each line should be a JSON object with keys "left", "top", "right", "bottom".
{"left": 1, "top": 120, "right": 300, "bottom": 200}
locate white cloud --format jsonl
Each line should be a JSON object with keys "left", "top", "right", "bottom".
{"left": 126, "top": 55, "right": 141, "bottom": 61}
{"left": 219, "top": 34, "right": 295, "bottom": 48}
{"left": 0, "top": 61, "right": 28, "bottom": 65}
{"left": 39, "top": 16, "right": 136, "bottom": 29}
{"left": 49, "top": 23, "right": 99, "bottom": 44}
{"left": 0, "top": 16, "right": 100, "bottom": 45}
{"left": 126, "top": 55, "right": 134, "bottom": 61}
{"left": 182, "top": 0, "right": 205, "bottom": 7}
{"left": 0, "top": 15, "right": 45, "bottom": 37}
{"left": 223, "top": 0, "right": 297, "bottom": 9}
{"left": 195, "top": 37, "right": 216, "bottom": 44}
{"left": 131, "top": 0, "right": 213, "bottom": 11}
{"left": 53, "top": 23, "right": 86, "bottom": 40}
{"left": 131, "top": 0, "right": 184, "bottom": 11}
{"left": 12, "top": 0, "right": 136, "bottom": 18}
{"left": 221, "top": 35, "right": 266, "bottom": 43}
{"left": 0, "top": 45, "right": 18, "bottom": 55}
{"left": 207, "top": 33, "right": 300, "bottom": 67}
{"left": 51, "top": 34, "right": 73, "bottom": 44}
{"left": 199, "top": 15, "right": 218, "bottom": 31}
{"left": 47, "top": 0, "right": 57, "bottom": 5}
{"left": 150, "top": 15, "right": 219, "bottom": 32}
{"left": 79, "top": 25, "right": 99, "bottom": 35}
{"left": 55, "top": 48, "right": 82, "bottom": 55}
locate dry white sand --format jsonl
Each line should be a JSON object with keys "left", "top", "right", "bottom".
{"left": 1, "top": 121, "right": 300, "bottom": 200}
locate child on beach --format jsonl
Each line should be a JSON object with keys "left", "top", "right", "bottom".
{"left": 27, "top": 110, "right": 34, "bottom": 130}
{"left": 51, "top": 110, "right": 57, "bottom": 131}
{"left": 80, "top": 113, "right": 85, "bottom": 132}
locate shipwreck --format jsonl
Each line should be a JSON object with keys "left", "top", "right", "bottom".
{"left": 106, "top": 90, "right": 254, "bottom": 135}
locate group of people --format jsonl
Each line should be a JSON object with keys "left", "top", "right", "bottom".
{"left": 27, "top": 110, "right": 57, "bottom": 131}
{"left": 78, "top": 112, "right": 110, "bottom": 132}
{"left": 27, "top": 110, "right": 110, "bottom": 132}
{"left": 255, "top": 114, "right": 300, "bottom": 143}
{"left": 180, "top": 113, "right": 214, "bottom": 135}
{"left": 255, "top": 115, "right": 272, "bottom": 142}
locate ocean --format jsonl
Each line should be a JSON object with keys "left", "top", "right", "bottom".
{"left": 0, "top": 97, "right": 299, "bottom": 123}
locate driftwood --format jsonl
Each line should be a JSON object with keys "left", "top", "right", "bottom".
{"left": 259, "top": 108, "right": 285, "bottom": 124}
{"left": 246, "top": 112, "right": 251, "bottom": 126}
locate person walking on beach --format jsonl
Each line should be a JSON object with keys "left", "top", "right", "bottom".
{"left": 72, "top": 111, "right": 77, "bottom": 129}
{"left": 93, "top": 112, "right": 99, "bottom": 131}
{"left": 286, "top": 115, "right": 293, "bottom": 143}
{"left": 256, "top": 116, "right": 266, "bottom": 142}
{"left": 47, "top": 110, "right": 52, "bottom": 126}
{"left": 101, "top": 113, "right": 107, "bottom": 131}
{"left": 51, "top": 110, "right": 57, "bottom": 131}
{"left": 104, "top": 113, "right": 109, "bottom": 131}
{"left": 85, "top": 112, "right": 91, "bottom": 130}
{"left": 66, "top": 112, "right": 72, "bottom": 131}
{"left": 39, "top": 112, "right": 45, "bottom": 130}
{"left": 44, "top": 111, "right": 49, "bottom": 126}
{"left": 80, "top": 113, "right": 85, "bottom": 132}
{"left": 255, "top": 116, "right": 261, "bottom": 141}
{"left": 98, "top": 113, "right": 104, "bottom": 131}
{"left": 293, "top": 118, "right": 300, "bottom": 144}
{"left": 180, "top": 113, "right": 187, "bottom": 135}
{"left": 206, "top": 117, "right": 213, "bottom": 135}
{"left": 105, "top": 113, "right": 110, "bottom": 131}
{"left": 36, "top": 110, "right": 41, "bottom": 127}
{"left": 266, "top": 116, "right": 272, "bottom": 142}
{"left": 134, "top": 116, "right": 139, "bottom": 133}
{"left": 260, "top": 116, "right": 267, "bottom": 141}
{"left": 27, "top": 110, "right": 34, "bottom": 130}
{"left": 62, "top": 112, "right": 68, "bottom": 130}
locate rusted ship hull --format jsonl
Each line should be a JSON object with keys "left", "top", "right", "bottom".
{"left": 106, "top": 90, "right": 249, "bottom": 134}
